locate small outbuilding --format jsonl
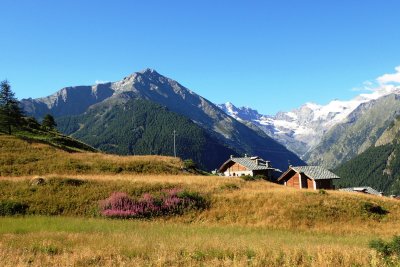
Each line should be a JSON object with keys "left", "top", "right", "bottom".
{"left": 339, "top": 187, "right": 383, "bottom": 196}
{"left": 277, "top": 166, "right": 340, "bottom": 190}
{"left": 218, "top": 155, "right": 278, "bottom": 179}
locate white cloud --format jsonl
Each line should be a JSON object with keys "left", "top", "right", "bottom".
{"left": 95, "top": 80, "right": 110, "bottom": 84}
{"left": 358, "top": 84, "right": 398, "bottom": 101}
{"left": 377, "top": 66, "right": 400, "bottom": 84}
{"left": 350, "top": 66, "right": 400, "bottom": 101}
{"left": 351, "top": 80, "right": 376, "bottom": 92}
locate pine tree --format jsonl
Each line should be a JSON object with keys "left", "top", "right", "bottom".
{"left": 0, "top": 80, "right": 24, "bottom": 134}
{"left": 42, "top": 114, "right": 57, "bottom": 130}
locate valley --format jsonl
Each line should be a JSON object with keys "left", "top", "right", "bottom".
{"left": 0, "top": 125, "right": 398, "bottom": 265}
{"left": 13, "top": 68, "right": 400, "bottom": 195}
{"left": 4, "top": 2, "right": 400, "bottom": 266}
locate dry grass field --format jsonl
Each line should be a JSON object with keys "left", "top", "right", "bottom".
{"left": 1, "top": 175, "right": 400, "bottom": 266}
{"left": 0, "top": 216, "right": 384, "bottom": 267}
{"left": 1, "top": 134, "right": 400, "bottom": 266}
{"left": 0, "top": 135, "right": 183, "bottom": 176}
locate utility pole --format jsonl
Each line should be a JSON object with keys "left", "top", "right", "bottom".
{"left": 173, "top": 130, "right": 177, "bottom": 157}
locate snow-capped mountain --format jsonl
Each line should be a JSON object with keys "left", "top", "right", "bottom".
{"left": 219, "top": 86, "right": 400, "bottom": 157}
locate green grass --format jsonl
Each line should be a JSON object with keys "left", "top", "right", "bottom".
{"left": 0, "top": 216, "right": 371, "bottom": 246}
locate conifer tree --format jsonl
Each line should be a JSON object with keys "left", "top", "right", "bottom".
{"left": 42, "top": 114, "right": 57, "bottom": 130}
{"left": 0, "top": 80, "right": 23, "bottom": 134}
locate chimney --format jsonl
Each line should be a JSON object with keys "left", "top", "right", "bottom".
{"left": 256, "top": 159, "right": 259, "bottom": 165}
{"left": 245, "top": 154, "right": 248, "bottom": 158}
{"left": 230, "top": 155, "right": 234, "bottom": 159}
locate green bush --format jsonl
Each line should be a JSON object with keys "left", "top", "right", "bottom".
{"left": 177, "top": 191, "right": 210, "bottom": 210}
{"left": 0, "top": 200, "right": 28, "bottom": 216}
{"left": 57, "top": 178, "right": 87, "bottom": 186}
{"left": 183, "top": 159, "right": 197, "bottom": 170}
{"left": 362, "top": 202, "right": 388, "bottom": 219}
{"left": 318, "top": 189, "right": 327, "bottom": 195}
{"left": 370, "top": 235, "right": 400, "bottom": 263}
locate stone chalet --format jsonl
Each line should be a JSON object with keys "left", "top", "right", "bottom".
{"left": 277, "top": 166, "right": 340, "bottom": 190}
{"left": 218, "top": 155, "right": 278, "bottom": 179}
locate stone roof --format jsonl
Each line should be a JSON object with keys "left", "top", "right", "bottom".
{"left": 219, "top": 156, "right": 274, "bottom": 172}
{"left": 339, "top": 187, "right": 383, "bottom": 196}
{"left": 291, "top": 166, "right": 340, "bottom": 180}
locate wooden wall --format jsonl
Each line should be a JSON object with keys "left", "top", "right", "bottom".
{"left": 285, "top": 173, "right": 301, "bottom": 189}
{"left": 224, "top": 162, "right": 252, "bottom": 176}
{"left": 228, "top": 162, "right": 247, "bottom": 172}
{"left": 282, "top": 171, "right": 335, "bottom": 190}
{"left": 283, "top": 172, "right": 316, "bottom": 189}
{"left": 307, "top": 178, "right": 314, "bottom": 189}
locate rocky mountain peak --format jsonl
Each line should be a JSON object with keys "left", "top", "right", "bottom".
{"left": 20, "top": 69, "right": 304, "bottom": 171}
{"left": 138, "top": 68, "right": 159, "bottom": 76}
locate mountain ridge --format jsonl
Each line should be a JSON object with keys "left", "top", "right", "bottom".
{"left": 219, "top": 86, "right": 400, "bottom": 158}
{"left": 21, "top": 69, "right": 304, "bottom": 171}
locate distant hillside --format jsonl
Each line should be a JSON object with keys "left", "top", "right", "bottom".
{"left": 335, "top": 116, "right": 400, "bottom": 195}
{"left": 305, "top": 93, "right": 400, "bottom": 169}
{"left": 57, "top": 99, "right": 236, "bottom": 171}
{"left": 21, "top": 69, "right": 304, "bottom": 171}
{"left": 0, "top": 134, "right": 182, "bottom": 176}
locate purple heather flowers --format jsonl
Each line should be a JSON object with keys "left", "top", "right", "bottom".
{"left": 100, "top": 188, "right": 200, "bottom": 218}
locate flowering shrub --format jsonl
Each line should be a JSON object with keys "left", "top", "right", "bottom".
{"left": 99, "top": 188, "right": 208, "bottom": 218}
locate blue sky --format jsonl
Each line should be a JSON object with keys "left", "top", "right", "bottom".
{"left": 1, "top": 0, "right": 400, "bottom": 114}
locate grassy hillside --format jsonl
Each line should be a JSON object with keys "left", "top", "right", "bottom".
{"left": 1, "top": 175, "right": 400, "bottom": 266}
{"left": 2, "top": 129, "right": 400, "bottom": 266}
{"left": 3, "top": 126, "right": 97, "bottom": 153}
{"left": 57, "top": 99, "right": 236, "bottom": 171}
{"left": 0, "top": 134, "right": 183, "bottom": 176}
{"left": 1, "top": 175, "right": 400, "bottom": 231}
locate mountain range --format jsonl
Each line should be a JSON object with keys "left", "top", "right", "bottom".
{"left": 219, "top": 86, "right": 400, "bottom": 166}
{"left": 18, "top": 68, "right": 400, "bottom": 193}
{"left": 21, "top": 69, "right": 304, "bottom": 171}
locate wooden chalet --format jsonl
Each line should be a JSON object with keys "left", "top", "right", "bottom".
{"left": 218, "top": 155, "right": 278, "bottom": 179}
{"left": 277, "top": 166, "right": 340, "bottom": 190}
